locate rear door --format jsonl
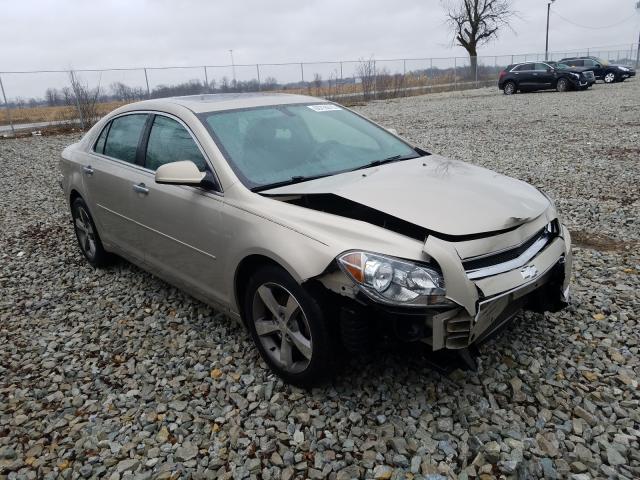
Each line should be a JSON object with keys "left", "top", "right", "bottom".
{"left": 133, "top": 113, "right": 229, "bottom": 303}
{"left": 533, "top": 63, "right": 554, "bottom": 88}
{"left": 512, "top": 63, "right": 535, "bottom": 88}
{"left": 84, "top": 113, "right": 151, "bottom": 261}
{"left": 582, "top": 59, "right": 602, "bottom": 78}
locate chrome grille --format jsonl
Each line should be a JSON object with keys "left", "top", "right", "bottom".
{"left": 463, "top": 222, "right": 558, "bottom": 280}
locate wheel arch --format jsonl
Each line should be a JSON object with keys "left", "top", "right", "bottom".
{"left": 69, "top": 189, "right": 82, "bottom": 207}
{"left": 233, "top": 254, "right": 296, "bottom": 324}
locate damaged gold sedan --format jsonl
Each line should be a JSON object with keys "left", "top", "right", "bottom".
{"left": 60, "top": 93, "right": 572, "bottom": 385}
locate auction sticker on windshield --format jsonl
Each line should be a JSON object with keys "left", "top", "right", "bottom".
{"left": 307, "top": 104, "right": 342, "bottom": 112}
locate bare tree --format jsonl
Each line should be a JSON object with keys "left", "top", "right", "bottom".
{"left": 110, "top": 82, "right": 144, "bottom": 102}
{"left": 69, "top": 71, "right": 102, "bottom": 128}
{"left": 45, "top": 88, "right": 61, "bottom": 107}
{"left": 356, "top": 57, "right": 376, "bottom": 100}
{"left": 443, "top": 0, "right": 514, "bottom": 80}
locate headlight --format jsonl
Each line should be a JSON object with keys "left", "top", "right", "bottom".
{"left": 337, "top": 251, "right": 454, "bottom": 307}
{"left": 619, "top": 67, "right": 629, "bottom": 72}
{"left": 569, "top": 72, "right": 580, "bottom": 79}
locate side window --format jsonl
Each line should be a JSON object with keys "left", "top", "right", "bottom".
{"left": 145, "top": 115, "right": 207, "bottom": 172}
{"left": 513, "top": 63, "right": 534, "bottom": 72}
{"left": 104, "top": 114, "right": 148, "bottom": 163}
{"left": 569, "top": 60, "right": 584, "bottom": 67}
{"left": 93, "top": 122, "right": 110, "bottom": 154}
{"left": 534, "top": 63, "right": 549, "bottom": 71}
{"left": 583, "top": 59, "right": 597, "bottom": 67}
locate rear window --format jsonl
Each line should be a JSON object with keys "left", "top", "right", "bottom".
{"left": 103, "top": 114, "right": 148, "bottom": 164}
{"left": 93, "top": 123, "right": 110, "bottom": 154}
{"left": 513, "top": 63, "right": 534, "bottom": 72}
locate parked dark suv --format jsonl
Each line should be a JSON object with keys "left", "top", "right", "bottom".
{"left": 498, "top": 61, "right": 595, "bottom": 95}
{"left": 559, "top": 56, "right": 635, "bottom": 83}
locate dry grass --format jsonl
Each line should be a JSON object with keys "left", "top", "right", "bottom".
{"left": 1, "top": 72, "right": 498, "bottom": 128}
{"left": 0, "top": 101, "right": 126, "bottom": 126}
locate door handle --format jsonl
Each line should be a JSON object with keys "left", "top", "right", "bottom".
{"left": 133, "top": 183, "right": 149, "bottom": 194}
{"left": 82, "top": 165, "right": 94, "bottom": 175}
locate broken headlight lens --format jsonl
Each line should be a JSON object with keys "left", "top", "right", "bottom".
{"left": 337, "top": 251, "right": 453, "bottom": 307}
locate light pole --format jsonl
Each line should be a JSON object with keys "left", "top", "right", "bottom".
{"left": 636, "top": 1, "right": 640, "bottom": 68}
{"left": 229, "top": 49, "right": 236, "bottom": 85}
{"left": 545, "top": 0, "right": 556, "bottom": 60}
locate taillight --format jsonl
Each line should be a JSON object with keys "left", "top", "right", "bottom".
{"left": 499, "top": 71, "right": 507, "bottom": 79}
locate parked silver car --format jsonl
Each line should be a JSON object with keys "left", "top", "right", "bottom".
{"left": 60, "top": 93, "right": 572, "bottom": 385}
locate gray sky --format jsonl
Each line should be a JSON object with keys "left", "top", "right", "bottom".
{"left": 1, "top": 0, "right": 639, "bottom": 98}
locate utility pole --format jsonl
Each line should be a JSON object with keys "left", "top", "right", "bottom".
{"left": 636, "top": 30, "right": 640, "bottom": 68}
{"left": 636, "top": 1, "right": 640, "bottom": 68}
{"left": 545, "top": 0, "right": 556, "bottom": 60}
{"left": 229, "top": 49, "right": 236, "bottom": 85}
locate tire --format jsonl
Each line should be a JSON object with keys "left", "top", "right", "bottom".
{"left": 603, "top": 71, "right": 617, "bottom": 83}
{"left": 243, "top": 265, "right": 334, "bottom": 386}
{"left": 556, "top": 78, "right": 569, "bottom": 92}
{"left": 71, "top": 197, "right": 112, "bottom": 268}
{"left": 503, "top": 81, "right": 516, "bottom": 95}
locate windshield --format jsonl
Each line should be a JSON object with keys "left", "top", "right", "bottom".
{"left": 200, "top": 103, "right": 420, "bottom": 190}
{"left": 595, "top": 57, "right": 609, "bottom": 66}
{"left": 554, "top": 63, "right": 570, "bottom": 69}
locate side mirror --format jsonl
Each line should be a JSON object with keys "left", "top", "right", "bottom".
{"left": 547, "top": 67, "right": 553, "bottom": 72}
{"left": 155, "top": 160, "right": 206, "bottom": 185}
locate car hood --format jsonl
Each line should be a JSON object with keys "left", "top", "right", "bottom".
{"left": 261, "top": 156, "right": 550, "bottom": 237}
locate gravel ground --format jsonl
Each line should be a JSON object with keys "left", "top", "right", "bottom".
{"left": 1, "top": 80, "right": 639, "bottom": 480}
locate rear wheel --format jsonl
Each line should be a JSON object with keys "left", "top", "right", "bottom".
{"left": 603, "top": 72, "right": 617, "bottom": 83}
{"left": 71, "top": 197, "right": 112, "bottom": 267}
{"left": 244, "top": 265, "right": 334, "bottom": 386}
{"left": 503, "top": 81, "right": 516, "bottom": 95}
{"left": 556, "top": 78, "right": 569, "bottom": 92}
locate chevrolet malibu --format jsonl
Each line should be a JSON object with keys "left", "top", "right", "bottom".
{"left": 60, "top": 93, "right": 572, "bottom": 385}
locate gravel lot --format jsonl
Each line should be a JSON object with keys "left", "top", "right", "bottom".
{"left": 1, "top": 80, "right": 639, "bottom": 480}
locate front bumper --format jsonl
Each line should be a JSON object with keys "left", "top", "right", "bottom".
{"left": 425, "top": 223, "right": 571, "bottom": 350}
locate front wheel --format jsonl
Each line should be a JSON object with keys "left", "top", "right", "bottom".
{"left": 556, "top": 78, "right": 569, "bottom": 92}
{"left": 503, "top": 81, "right": 516, "bottom": 95}
{"left": 244, "top": 265, "right": 334, "bottom": 386}
{"left": 603, "top": 72, "right": 617, "bottom": 83}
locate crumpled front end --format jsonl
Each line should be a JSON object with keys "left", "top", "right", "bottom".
{"left": 315, "top": 211, "right": 572, "bottom": 353}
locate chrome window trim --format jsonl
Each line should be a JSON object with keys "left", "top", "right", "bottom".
{"left": 89, "top": 109, "right": 224, "bottom": 196}
{"left": 466, "top": 234, "right": 551, "bottom": 280}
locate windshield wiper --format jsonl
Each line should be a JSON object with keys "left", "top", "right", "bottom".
{"left": 251, "top": 174, "right": 331, "bottom": 192}
{"left": 350, "top": 153, "right": 420, "bottom": 172}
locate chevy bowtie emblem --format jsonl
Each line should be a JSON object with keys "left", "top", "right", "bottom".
{"left": 520, "top": 265, "right": 538, "bottom": 280}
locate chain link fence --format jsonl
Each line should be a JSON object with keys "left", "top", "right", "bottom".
{"left": 1, "top": 46, "right": 638, "bottom": 136}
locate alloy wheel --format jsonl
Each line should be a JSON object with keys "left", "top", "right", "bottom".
{"left": 252, "top": 282, "right": 313, "bottom": 373}
{"left": 557, "top": 79, "right": 568, "bottom": 92}
{"left": 504, "top": 82, "right": 515, "bottom": 95}
{"left": 604, "top": 73, "right": 616, "bottom": 83}
{"left": 74, "top": 205, "right": 97, "bottom": 259}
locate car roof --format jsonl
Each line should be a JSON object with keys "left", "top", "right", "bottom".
{"left": 120, "top": 92, "right": 327, "bottom": 114}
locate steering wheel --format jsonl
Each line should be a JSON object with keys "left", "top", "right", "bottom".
{"left": 308, "top": 140, "right": 341, "bottom": 163}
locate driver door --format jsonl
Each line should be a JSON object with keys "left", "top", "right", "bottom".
{"left": 533, "top": 63, "right": 554, "bottom": 88}
{"left": 133, "top": 114, "right": 229, "bottom": 304}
